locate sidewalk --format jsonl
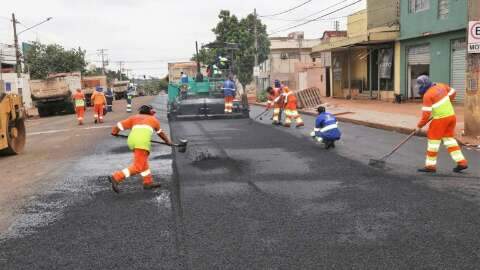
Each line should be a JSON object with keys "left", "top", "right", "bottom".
{"left": 253, "top": 97, "right": 480, "bottom": 146}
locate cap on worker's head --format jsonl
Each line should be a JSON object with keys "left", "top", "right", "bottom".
{"left": 317, "top": 106, "right": 326, "bottom": 114}
{"left": 283, "top": 86, "right": 290, "bottom": 93}
{"left": 139, "top": 105, "right": 156, "bottom": 115}
{"left": 96, "top": 86, "right": 103, "bottom": 92}
{"left": 416, "top": 75, "right": 432, "bottom": 95}
{"left": 76, "top": 88, "right": 81, "bottom": 92}
{"left": 274, "top": 80, "right": 281, "bottom": 88}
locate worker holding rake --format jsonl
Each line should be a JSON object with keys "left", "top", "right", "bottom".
{"left": 415, "top": 75, "right": 468, "bottom": 173}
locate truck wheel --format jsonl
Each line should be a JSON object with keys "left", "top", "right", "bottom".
{"left": 38, "top": 107, "right": 49, "bottom": 117}
{"left": 0, "top": 119, "right": 26, "bottom": 155}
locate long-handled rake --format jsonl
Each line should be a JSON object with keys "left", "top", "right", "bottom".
{"left": 368, "top": 130, "right": 417, "bottom": 170}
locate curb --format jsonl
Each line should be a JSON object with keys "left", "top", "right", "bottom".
{"left": 249, "top": 103, "right": 478, "bottom": 145}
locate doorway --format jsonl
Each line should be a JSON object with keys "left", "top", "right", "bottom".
{"left": 408, "top": 64, "right": 429, "bottom": 99}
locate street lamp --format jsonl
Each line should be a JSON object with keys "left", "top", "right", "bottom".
{"left": 11, "top": 14, "right": 53, "bottom": 78}
{"left": 17, "top": 17, "right": 53, "bottom": 36}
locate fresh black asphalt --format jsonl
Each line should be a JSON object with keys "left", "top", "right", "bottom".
{"left": 1, "top": 96, "right": 480, "bottom": 269}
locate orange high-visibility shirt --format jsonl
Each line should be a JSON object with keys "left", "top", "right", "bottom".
{"left": 284, "top": 92, "right": 298, "bottom": 110}
{"left": 72, "top": 92, "right": 85, "bottom": 107}
{"left": 417, "top": 83, "right": 456, "bottom": 128}
{"left": 91, "top": 91, "right": 106, "bottom": 106}
{"left": 113, "top": 114, "right": 162, "bottom": 151}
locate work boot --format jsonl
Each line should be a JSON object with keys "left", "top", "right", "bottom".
{"left": 283, "top": 124, "right": 291, "bottom": 128}
{"left": 108, "top": 176, "right": 120, "bottom": 194}
{"left": 296, "top": 123, "right": 304, "bottom": 128}
{"left": 94, "top": 119, "right": 98, "bottom": 124}
{"left": 453, "top": 165, "right": 468, "bottom": 173}
{"left": 143, "top": 183, "right": 161, "bottom": 190}
{"left": 325, "top": 141, "right": 334, "bottom": 150}
{"left": 417, "top": 167, "right": 436, "bottom": 173}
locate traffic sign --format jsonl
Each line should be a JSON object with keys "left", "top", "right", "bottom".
{"left": 468, "top": 21, "right": 480, "bottom": 53}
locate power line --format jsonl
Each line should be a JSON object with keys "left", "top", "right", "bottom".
{"left": 259, "top": 0, "right": 313, "bottom": 17}
{"left": 262, "top": 15, "right": 347, "bottom": 22}
{"left": 269, "top": 0, "right": 362, "bottom": 35}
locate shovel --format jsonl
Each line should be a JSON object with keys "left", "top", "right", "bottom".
{"left": 116, "top": 134, "right": 188, "bottom": 153}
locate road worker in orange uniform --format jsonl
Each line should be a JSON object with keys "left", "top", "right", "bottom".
{"left": 266, "top": 86, "right": 283, "bottom": 125}
{"left": 72, "top": 89, "right": 86, "bottom": 125}
{"left": 272, "top": 80, "right": 284, "bottom": 125}
{"left": 282, "top": 87, "right": 304, "bottom": 128}
{"left": 109, "top": 105, "right": 173, "bottom": 193}
{"left": 91, "top": 86, "right": 107, "bottom": 123}
{"left": 415, "top": 75, "right": 468, "bottom": 173}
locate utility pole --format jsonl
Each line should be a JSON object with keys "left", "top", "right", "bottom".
{"left": 97, "top": 49, "right": 108, "bottom": 75}
{"left": 254, "top": 8, "right": 259, "bottom": 93}
{"left": 117, "top": 61, "right": 124, "bottom": 79}
{"left": 465, "top": 0, "right": 480, "bottom": 136}
{"left": 12, "top": 13, "right": 21, "bottom": 78}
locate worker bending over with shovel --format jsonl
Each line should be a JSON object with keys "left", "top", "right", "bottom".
{"left": 310, "top": 106, "right": 341, "bottom": 149}
{"left": 282, "top": 87, "right": 304, "bottom": 128}
{"left": 415, "top": 75, "right": 468, "bottom": 173}
{"left": 266, "top": 86, "right": 283, "bottom": 125}
{"left": 109, "top": 105, "right": 173, "bottom": 193}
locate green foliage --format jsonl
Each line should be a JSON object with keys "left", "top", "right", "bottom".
{"left": 25, "top": 41, "right": 87, "bottom": 79}
{"left": 137, "top": 76, "right": 169, "bottom": 96}
{"left": 257, "top": 90, "right": 268, "bottom": 102}
{"left": 193, "top": 10, "right": 270, "bottom": 89}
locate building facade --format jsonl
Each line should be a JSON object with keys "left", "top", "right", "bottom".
{"left": 311, "top": 0, "right": 401, "bottom": 101}
{"left": 255, "top": 32, "right": 321, "bottom": 92}
{"left": 399, "top": 0, "right": 468, "bottom": 102}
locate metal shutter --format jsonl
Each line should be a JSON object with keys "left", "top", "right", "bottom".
{"left": 451, "top": 39, "right": 467, "bottom": 103}
{"left": 408, "top": 45, "right": 431, "bottom": 65}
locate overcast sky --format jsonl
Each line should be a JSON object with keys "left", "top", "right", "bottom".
{"left": 1, "top": 0, "right": 365, "bottom": 78}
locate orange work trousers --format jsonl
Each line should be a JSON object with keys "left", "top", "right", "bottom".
{"left": 75, "top": 106, "right": 85, "bottom": 124}
{"left": 224, "top": 96, "right": 234, "bottom": 113}
{"left": 112, "top": 149, "right": 153, "bottom": 185}
{"left": 93, "top": 104, "right": 104, "bottom": 122}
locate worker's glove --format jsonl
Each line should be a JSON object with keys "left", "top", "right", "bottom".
{"left": 111, "top": 132, "right": 119, "bottom": 137}
{"left": 414, "top": 127, "right": 422, "bottom": 135}
{"left": 310, "top": 131, "right": 316, "bottom": 138}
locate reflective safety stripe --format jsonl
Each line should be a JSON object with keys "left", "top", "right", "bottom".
{"left": 443, "top": 138, "right": 458, "bottom": 147}
{"left": 122, "top": 168, "right": 131, "bottom": 178}
{"left": 450, "top": 151, "right": 465, "bottom": 162}
{"left": 94, "top": 114, "right": 99, "bottom": 118}
{"left": 448, "top": 88, "right": 456, "bottom": 96}
{"left": 78, "top": 117, "right": 83, "bottom": 120}
{"left": 316, "top": 137, "right": 323, "bottom": 143}
{"left": 117, "top": 122, "right": 125, "bottom": 131}
{"left": 432, "top": 96, "right": 450, "bottom": 108}
{"left": 426, "top": 156, "right": 437, "bottom": 166}
{"left": 422, "top": 107, "right": 432, "bottom": 112}
{"left": 314, "top": 128, "right": 321, "bottom": 132}
{"left": 132, "top": 124, "right": 154, "bottom": 133}
{"left": 140, "top": 169, "right": 151, "bottom": 177}
{"left": 320, "top": 124, "right": 338, "bottom": 133}
{"left": 75, "top": 99, "right": 85, "bottom": 107}
{"left": 427, "top": 140, "right": 441, "bottom": 152}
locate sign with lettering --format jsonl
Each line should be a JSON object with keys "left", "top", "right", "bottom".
{"left": 468, "top": 21, "right": 480, "bottom": 53}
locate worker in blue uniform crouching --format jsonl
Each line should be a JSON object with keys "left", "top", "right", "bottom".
{"left": 310, "top": 106, "right": 341, "bottom": 149}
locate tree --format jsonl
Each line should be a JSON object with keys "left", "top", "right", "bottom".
{"left": 25, "top": 42, "right": 88, "bottom": 79}
{"left": 193, "top": 10, "right": 270, "bottom": 89}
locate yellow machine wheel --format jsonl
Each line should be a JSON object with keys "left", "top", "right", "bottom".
{"left": 0, "top": 119, "right": 26, "bottom": 155}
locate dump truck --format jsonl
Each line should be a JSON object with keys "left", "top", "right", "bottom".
{"left": 111, "top": 80, "right": 129, "bottom": 100}
{"left": 82, "top": 75, "right": 108, "bottom": 106}
{"left": 30, "top": 72, "right": 81, "bottom": 117}
{"left": 0, "top": 82, "right": 26, "bottom": 155}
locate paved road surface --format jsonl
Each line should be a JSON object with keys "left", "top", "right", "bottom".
{"left": 1, "top": 97, "right": 480, "bottom": 269}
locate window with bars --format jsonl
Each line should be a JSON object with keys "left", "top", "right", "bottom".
{"left": 409, "top": 0, "right": 430, "bottom": 13}
{"left": 438, "top": 0, "right": 448, "bottom": 19}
